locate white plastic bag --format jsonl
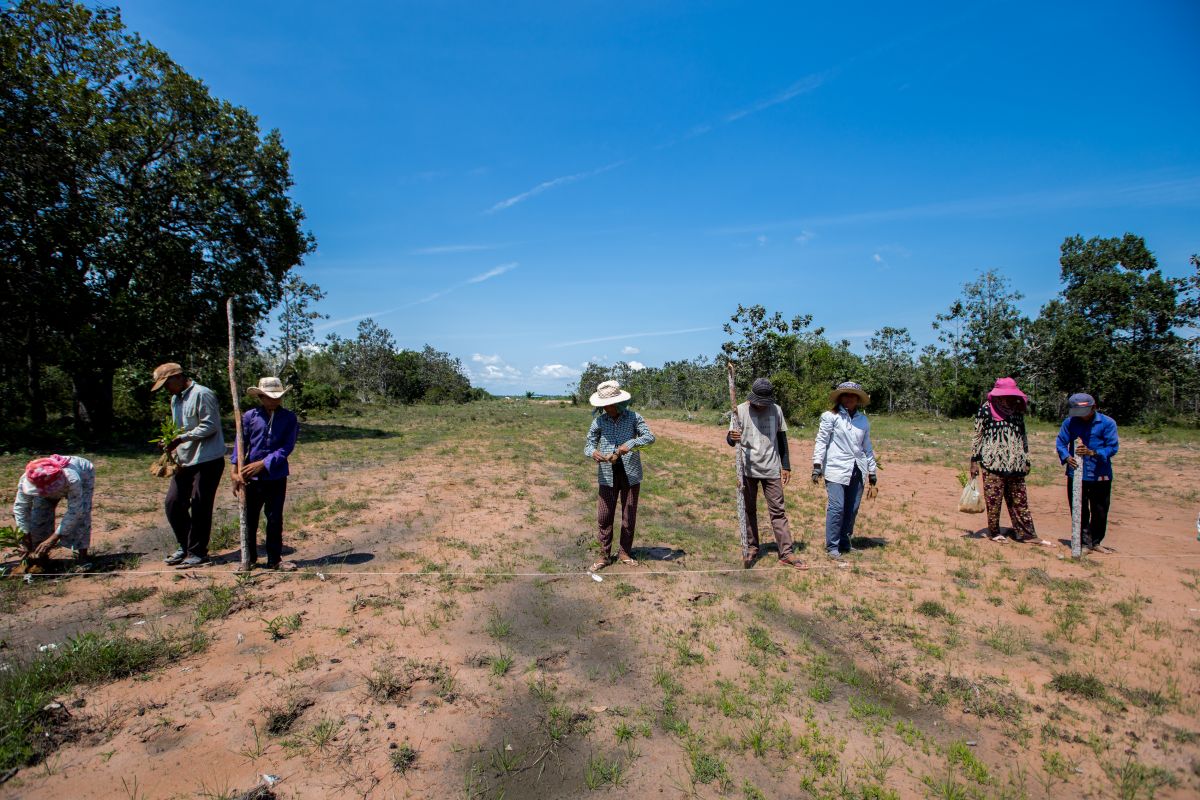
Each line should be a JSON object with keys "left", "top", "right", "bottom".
{"left": 959, "top": 478, "right": 985, "bottom": 514}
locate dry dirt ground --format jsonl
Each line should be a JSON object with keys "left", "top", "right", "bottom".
{"left": 0, "top": 402, "right": 1198, "bottom": 800}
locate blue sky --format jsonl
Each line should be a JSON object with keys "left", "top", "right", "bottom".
{"left": 116, "top": 0, "right": 1200, "bottom": 393}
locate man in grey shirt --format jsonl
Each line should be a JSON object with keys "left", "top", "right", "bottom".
{"left": 153, "top": 362, "right": 226, "bottom": 568}
{"left": 727, "top": 378, "right": 806, "bottom": 570}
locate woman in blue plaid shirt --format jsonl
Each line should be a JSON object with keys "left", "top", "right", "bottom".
{"left": 584, "top": 380, "right": 656, "bottom": 572}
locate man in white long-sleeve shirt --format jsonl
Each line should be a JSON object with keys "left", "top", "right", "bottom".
{"left": 812, "top": 381, "right": 879, "bottom": 560}
{"left": 153, "top": 362, "right": 226, "bottom": 568}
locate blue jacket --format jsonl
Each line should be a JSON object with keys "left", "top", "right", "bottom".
{"left": 1055, "top": 413, "right": 1119, "bottom": 481}
{"left": 230, "top": 406, "right": 299, "bottom": 480}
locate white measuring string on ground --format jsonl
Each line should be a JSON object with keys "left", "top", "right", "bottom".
{"left": 2, "top": 549, "right": 1197, "bottom": 581}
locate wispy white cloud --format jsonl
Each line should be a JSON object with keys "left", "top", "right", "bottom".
{"left": 621, "top": 346, "right": 640, "bottom": 355}
{"left": 724, "top": 73, "right": 829, "bottom": 122}
{"left": 831, "top": 329, "right": 873, "bottom": 339}
{"left": 472, "top": 353, "right": 502, "bottom": 365}
{"left": 794, "top": 230, "right": 815, "bottom": 244}
{"left": 627, "top": 360, "right": 646, "bottom": 371}
{"left": 551, "top": 326, "right": 715, "bottom": 348}
{"left": 533, "top": 364, "right": 581, "bottom": 379}
{"left": 872, "top": 253, "right": 884, "bottom": 263}
{"left": 410, "top": 243, "right": 507, "bottom": 255}
{"left": 314, "top": 262, "right": 519, "bottom": 332}
{"left": 486, "top": 68, "right": 833, "bottom": 214}
{"left": 467, "top": 262, "right": 518, "bottom": 283}
{"left": 487, "top": 160, "right": 629, "bottom": 213}
{"left": 711, "top": 175, "right": 1200, "bottom": 236}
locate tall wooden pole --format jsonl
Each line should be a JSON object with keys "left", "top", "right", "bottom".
{"left": 1070, "top": 437, "right": 1083, "bottom": 558}
{"left": 226, "top": 298, "right": 251, "bottom": 570}
{"left": 727, "top": 362, "right": 750, "bottom": 563}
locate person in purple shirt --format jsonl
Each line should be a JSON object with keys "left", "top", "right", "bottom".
{"left": 231, "top": 377, "right": 300, "bottom": 571}
{"left": 1055, "top": 392, "right": 1120, "bottom": 551}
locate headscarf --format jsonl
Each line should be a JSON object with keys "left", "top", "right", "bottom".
{"left": 25, "top": 454, "right": 71, "bottom": 495}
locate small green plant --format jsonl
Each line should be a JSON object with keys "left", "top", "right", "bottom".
{"left": 947, "top": 740, "right": 990, "bottom": 785}
{"left": 305, "top": 717, "right": 342, "bottom": 750}
{"left": 1049, "top": 671, "right": 1107, "bottom": 700}
{"left": 746, "top": 625, "right": 783, "bottom": 655}
{"left": 195, "top": 585, "right": 238, "bottom": 624}
{"left": 263, "top": 613, "right": 303, "bottom": 640}
{"left": 390, "top": 742, "right": 418, "bottom": 774}
{"left": 0, "top": 526, "right": 24, "bottom": 551}
{"left": 916, "top": 600, "right": 950, "bottom": 619}
{"left": 688, "top": 744, "right": 730, "bottom": 788}
{"left": 485, "top": 610, "right": 513, "bottom": 640}
{"left": 105, "top": 585, "right": 157, "bottom": 607}
{"left": 584, "top": 752, "right": 626, "bottom": 789}
{"left": 490, "top": 652, "right": 513, "bottom": 677}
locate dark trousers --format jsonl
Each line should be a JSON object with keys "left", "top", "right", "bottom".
{"left": 742, "top": 477, "right": 794, "bottom": 557}
{"left": 165, "top": 457, "right": 225, "bottom": 557}
{"left": 1067, "top": 479, "right": 1112, "bottom": 546}
{"left": 244, "top": 477, "right": 287, "bottom": 564}
{"left": 597, "top": 483, "right": 640, "bottom": 557}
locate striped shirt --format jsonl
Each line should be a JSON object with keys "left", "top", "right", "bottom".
{"left": 583, "top": 410, "right": 656, "bottom": 487}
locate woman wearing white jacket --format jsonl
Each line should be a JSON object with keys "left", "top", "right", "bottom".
{"left": 812, "top": 382, "right": 878, "bottom": 560}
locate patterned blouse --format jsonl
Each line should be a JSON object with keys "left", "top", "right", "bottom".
{"left": 972, "top": 403, "right": 1030, "bottom": 476}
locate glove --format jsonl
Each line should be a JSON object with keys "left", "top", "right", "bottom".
{"left": 811, "top": 465, "right": 822, "bottom": 483}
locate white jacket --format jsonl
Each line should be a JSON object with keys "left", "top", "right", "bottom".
{"left": 812, "top": 408, "right": 877, "bottom": 486}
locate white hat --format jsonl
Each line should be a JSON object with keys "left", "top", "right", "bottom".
{"left": 588, "top": 380, "right": 632, "bottom": 408}
{"left": 248, "top": 376, "right": 291, "bottom": 399}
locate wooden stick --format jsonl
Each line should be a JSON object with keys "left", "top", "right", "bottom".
{"left": 1070, "top": 437, "right": 1083, "bottom": 558}
{"left": 726, "top": 362, "right": 750, "bottom": 562}
{"left": 226, "top": 298, "right": 250, "bottom": 570}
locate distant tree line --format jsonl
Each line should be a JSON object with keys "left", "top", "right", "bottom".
{"left": 577, "top": 235, "right": 1200, "bottom": 426}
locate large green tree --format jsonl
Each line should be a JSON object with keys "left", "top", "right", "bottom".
{"left": 1026, "top": 234, "right": 1180, "bottom": 421}
{"left": 0, "top": 0, "right": 313, "bottom": 435}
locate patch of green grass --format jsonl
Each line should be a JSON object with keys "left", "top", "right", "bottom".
{"left": 687, "top": 744, "right": 729, "bottom": 788}
{"left": 982, "top": 623, "right": 1026, "bottom": 655}
{"left": 104, "top": 585, "right": 157, "bottom": 607}
{"left": 160, "top": 588, "right": 200, "bottom": 609}
{"left": 390, "top": 742, "right": 418, "bottom": 774}
{"left": 1103, "top": 756, "right": 1178, "bottom": 799}
{"left": 0, "top": 630, "right": 207, "bottom": 769}
{"left": 746, "top": 625, "right": 783, "bottom": 656}
{"left": 947, "top": 740, "right": 990, "bottom": 785}
{"left": 490, "top": 652, "right": 514, "bottom": 677}
{"left": 263, "top": 613, "right": 302, "bottom": 640}
{"left": 1048, "top": 671, "right": 1107, "bottom": 700}
{"left": 485, "top": 610, "right": 513, "bottom": 640}
{"left": 916, "top": 600, "right": 950, "bottom": 619}
{"left": 584, "top": 751, "right": 626, "bottom": 789}
{"left": 195, "top": 585, "right": 238, "bottom": 624}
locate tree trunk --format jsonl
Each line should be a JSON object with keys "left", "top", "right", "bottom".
{"left": 26, "top": 348, "right": 46, "bottom": 427}
{"left": 71, "top": 366, "right": 115, "bottom": 437}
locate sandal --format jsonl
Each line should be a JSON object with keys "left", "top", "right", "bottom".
{"left": 990, "top": 534, "right": 1007, "bottom": 543}
{"left": 778, "top": 556, "right": 808, "bottom": 570}
{"left": 617, "top": 552, "right": 638, "bottom": 566}
{"left": 589, "top": 556, "right": 611, "bottom": 573}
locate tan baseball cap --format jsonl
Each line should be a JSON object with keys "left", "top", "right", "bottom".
{"left": 151, "top": 363, "right": 184, "bottom": 391}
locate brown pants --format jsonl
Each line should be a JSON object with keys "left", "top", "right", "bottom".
{"left": 597, "top": 483, "right": 640, "bottom": 557}
{"left": 743, "top": 477, "right": 794, "bottom": 557}
{"left": 983, "top": 471, "right": 1036, "bottom": 539}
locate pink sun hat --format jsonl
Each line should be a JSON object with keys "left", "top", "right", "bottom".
{"left": 25, "top": 454, "right": 71, "bottom": 494}
{"left": 986, "top": 377, "right": 1029, "bottom": 405}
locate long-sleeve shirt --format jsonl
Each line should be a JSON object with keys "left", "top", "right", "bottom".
{"left": 726, "top": 402, "right": 791, "bottom": 479}
{"left": 171, "top": 382, "right": 226, "bottom": 467}
{"left": 584, "top": 409, "right": 655, "bottom": 487}
{"left": 230, "top": 406, "right": 299, "bottom": 480}
{"left": 812, "top": 407, "right": 877, "bottom": 486}
{"left": 1055, "top": 413, "right": 1119, "bottom": 481}
{"left": 13, "top": 456, "right": 95, "bottom": 549}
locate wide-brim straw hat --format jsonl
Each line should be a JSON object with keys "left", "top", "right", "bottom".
{"left": 248, "top": 377, "right": 291, "bottom": 399}
{"left": 151, "top": 362, "right": 184, "bottom": 391}
{"left": 589, "top": 380, "right": 631, "bottom": 407}
{"left": 987, "top": 377, "right": 1029, "bottom": 405}
{"left": 829, "top": 381, "right": 870, "bottom": 406}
